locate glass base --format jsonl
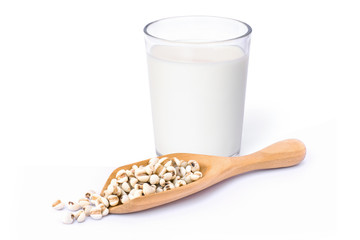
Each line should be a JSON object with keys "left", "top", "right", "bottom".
{"left": 156, "top": 149, "right": 240, "bottom": 157}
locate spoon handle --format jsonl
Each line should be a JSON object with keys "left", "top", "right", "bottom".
{"left": 226, "top": 139, "right": 306, "bottom": 178}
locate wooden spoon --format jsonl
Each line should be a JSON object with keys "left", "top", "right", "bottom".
{"left": 101, "top": 139, "right": 306, "bottom": 214}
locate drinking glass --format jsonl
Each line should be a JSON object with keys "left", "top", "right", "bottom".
{"left": 144, "top": 16, "right": 252, "bottom": 156}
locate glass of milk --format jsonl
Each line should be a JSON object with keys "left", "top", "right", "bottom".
{"left": 144, "top": 16, "right": 252, "bottom": 157}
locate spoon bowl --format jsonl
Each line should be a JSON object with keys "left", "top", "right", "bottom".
{"left": 101, "top": 139, "right": 306, "bottom": 214}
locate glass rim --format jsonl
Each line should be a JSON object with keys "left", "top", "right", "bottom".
{"left": 143, "top": 15, "right": 252, "bottom": 44}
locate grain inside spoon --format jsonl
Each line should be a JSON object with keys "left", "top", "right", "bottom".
{"left": 101, "top": 139, "right": 306, "bottom": 214}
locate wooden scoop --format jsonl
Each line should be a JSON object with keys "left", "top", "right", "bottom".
{"left": 101, "top": 139, "right": 306, "bottom": 214}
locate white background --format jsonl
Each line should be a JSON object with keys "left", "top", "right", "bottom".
{"left": 0, "top": 0, "right": 358, "bottom": 239}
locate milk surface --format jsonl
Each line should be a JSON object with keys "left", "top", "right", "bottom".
{"left": 147, "top": 45, "right": 249, "bottom": 156}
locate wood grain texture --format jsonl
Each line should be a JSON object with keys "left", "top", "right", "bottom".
{"left": 101, "top": 139, "right": 306, "bottom": 214}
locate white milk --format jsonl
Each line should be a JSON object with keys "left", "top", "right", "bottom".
{"left": 147, "top": 45, "right": 249, "bottom": 156}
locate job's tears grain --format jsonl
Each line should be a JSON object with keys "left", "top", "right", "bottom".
{"left": 53, "top": 157, "right": 202, "bottom": 224}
